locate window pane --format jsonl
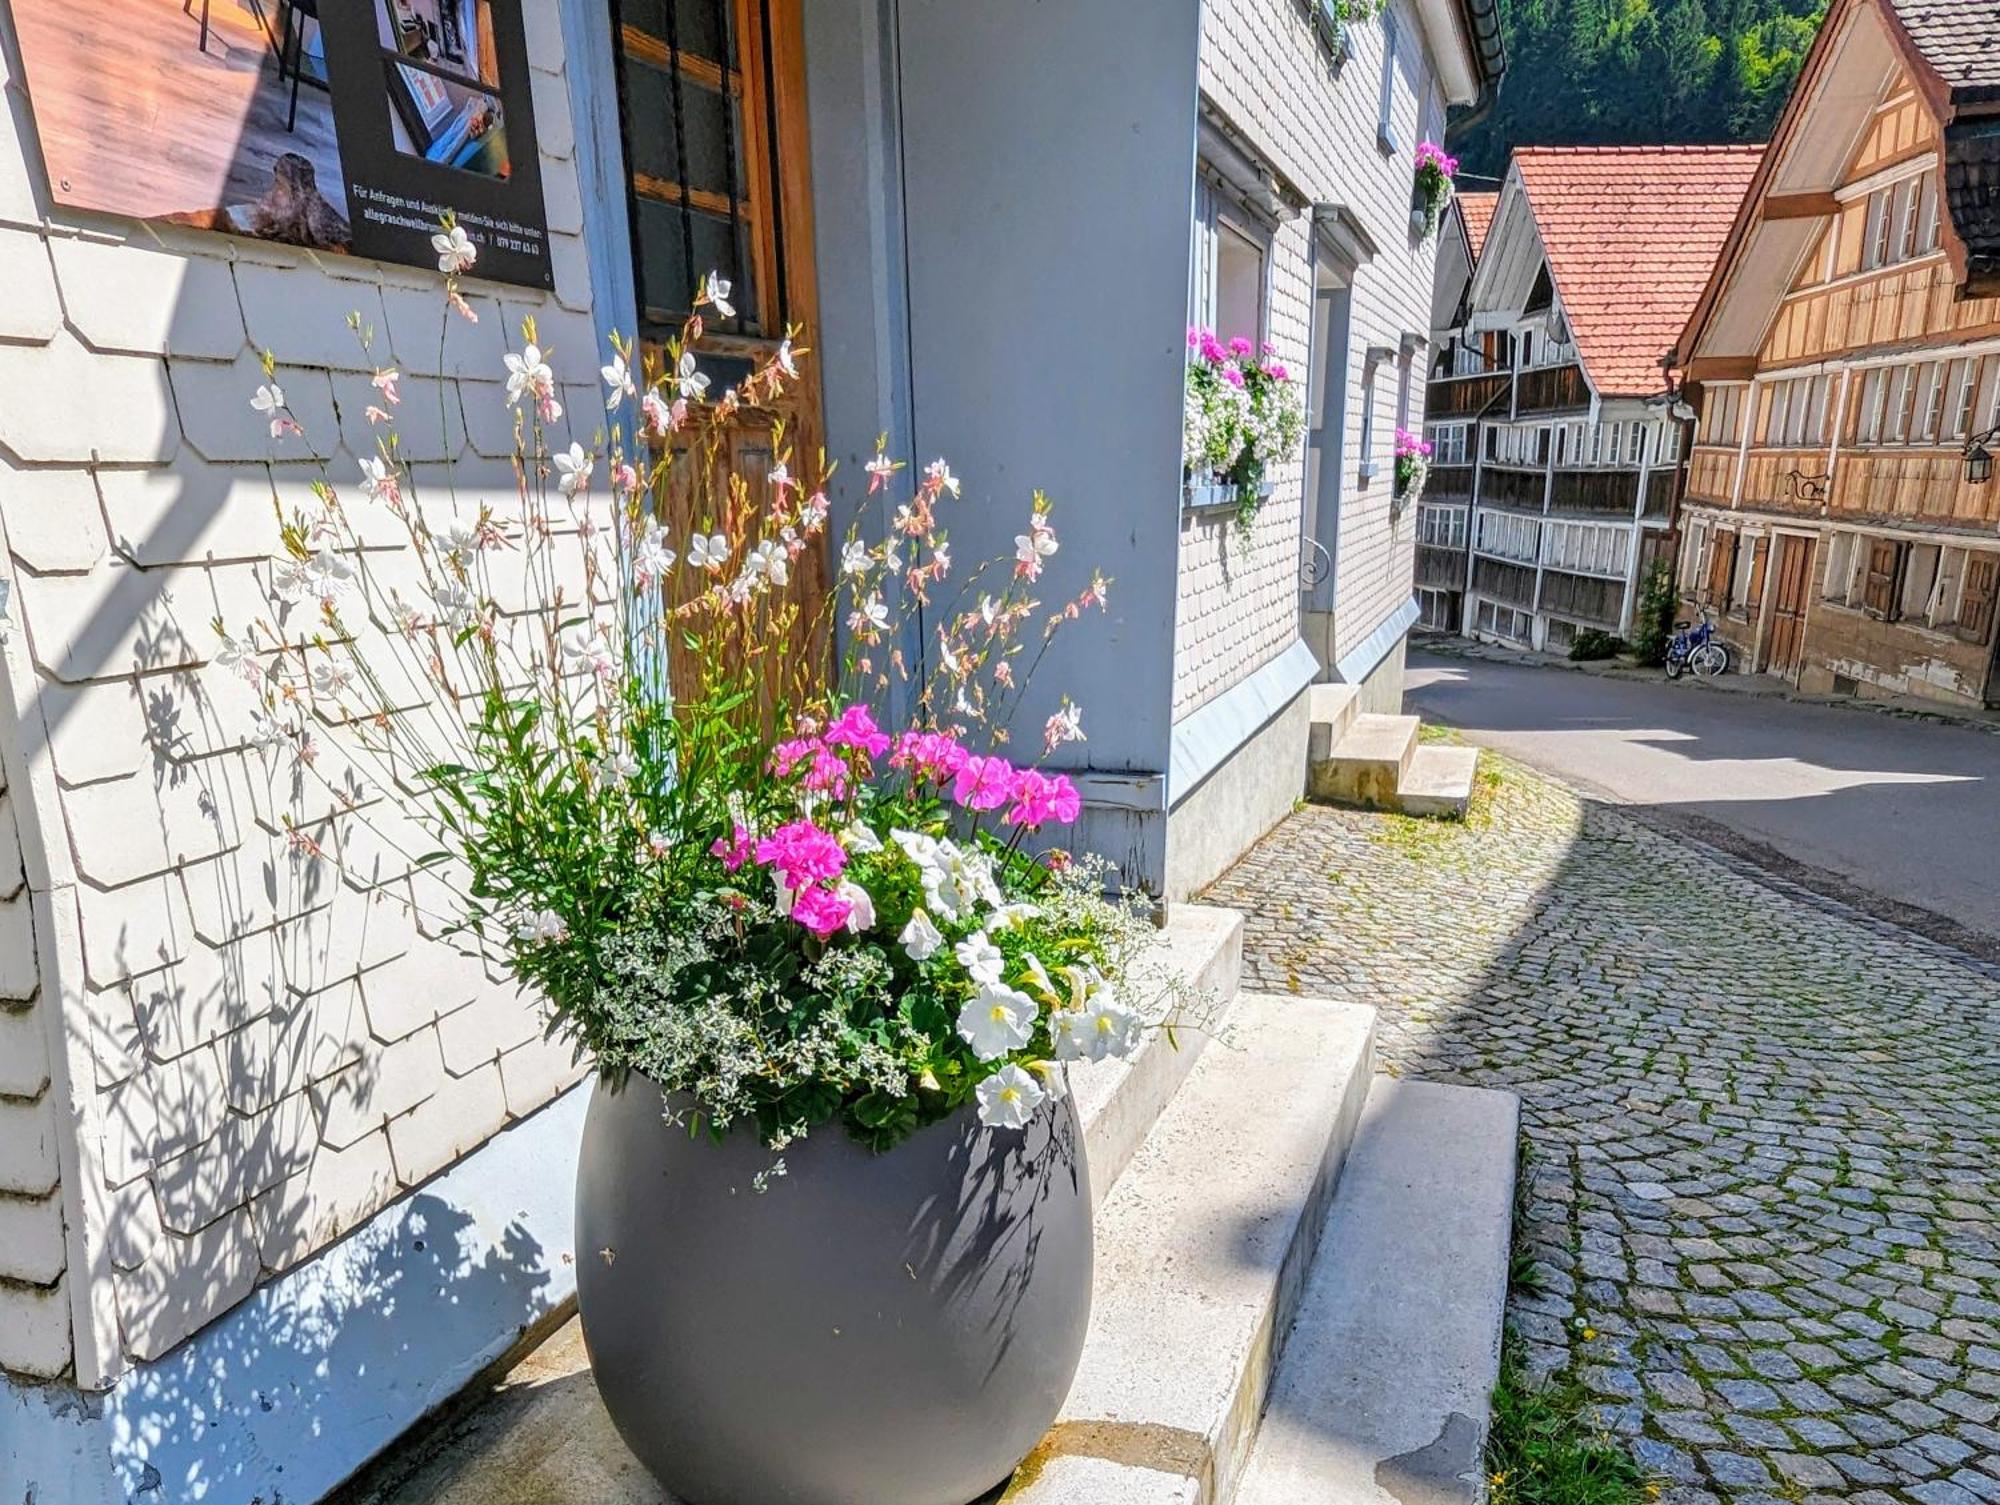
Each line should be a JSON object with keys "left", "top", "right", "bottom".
{"left": 626, "top": 65, "right": 744, "bottom": 201}
{"left": 623, "top": 0, "right": 732, "bottom": 66}
{"left": 1215, "top": 221, "right": 1264, "bottom": 346}
{"left": 634, "top": 196, "right": 754, "bottom": 327}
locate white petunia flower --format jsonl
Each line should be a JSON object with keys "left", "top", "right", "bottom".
{"left": 1020, "top": 952, "right": 1059, "bottom": 1004}
{"left": 954, "top": 931, "right": 1004, "bottom": 987}
{"left": 987, "top": 903, "right": 1042, "bottom": 933}
{"left": 432, "top": 225, "right": 477, "bottom": 274}
{"left": 956, "top": 984, "right": 1036, "bottom": 1062}
{"left": 976, "top": 1063, "right": 1046, "bottom": 1129}
{"left": 836, "top": 879, "right": 876, "bottom": 934}
{"left": 1027, "top": 1058, "right": 1069, "bottom": 1103}
{"left": 554, "top": 442, "right": 593, "bottom": 497}
{"left": 688, "top": 532, "right": 729, "bottom": 571}
{"left": 842, "top": 823, "right": 883, "bottom": 855}
{"left": 699, "top": 271, "right": 736, "bottom": 319}
{"left": 899, "top": 907, "right": 944, "bottom": 962}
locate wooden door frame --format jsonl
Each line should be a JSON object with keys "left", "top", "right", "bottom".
{"left": 1764, "top": 528, "right": 1816, "bottom": 683}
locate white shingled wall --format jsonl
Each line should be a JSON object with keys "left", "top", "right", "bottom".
{"left": 0, "top": 0, "right": 593, "bottom": 1387}
{"left": 1182, "top": 0, "right": 1446, "bottom": 710}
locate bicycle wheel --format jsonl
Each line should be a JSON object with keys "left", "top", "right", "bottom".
{"left": 1691, "top": 642, "right": 1728, "bottom": 679}
{"left": 1665, "top": 653, "right": 1685, "bottom": 680}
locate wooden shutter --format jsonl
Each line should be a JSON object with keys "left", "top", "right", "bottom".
{"left": 1863, "top": 538, "right": 1905, "bottom": 618}
{"left": 1960, "top": 554, "right": 1999, "bottom": 644}
{"left": 1746, "top": 536, "right": 1770, "bottom": 614}
{"left": 1706, "top": 529, "right": 1738, "bottom": 605}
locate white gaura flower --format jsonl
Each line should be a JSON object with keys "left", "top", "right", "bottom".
{"left": 925, "top": 457, "right": 961, "bottom": 498}
{"left": 900, "top": 907, "right": 945, "bottom": 961}
{"left": 768, "top": 461, "right": 794, "bottom": 494}
{"left": 601, "top": 353, "right": 635, "bottom": 407}
{"left": 836, "top": 879, "right": 876, "bottom": 933}
{"left": 674, "top": 349, "right": 710, "bottom": 401}
{"left": 847, "top": 595, "right": 890, "bottom": 636}
{"left": 432, "top": 224, "right": 477, "bottom": 274}
{"left": 358, "top": 455, "right": 400, "bottom": 503}
{"left": 864, "top": 454, "right": 899, "bottom": 492}
{"left": 745, "top": 539, "right": 789, "bottom": 587}
{"left": 560, "top": 626, "right": 615, "bottom": 679}
{"left": 957, "top": 984, "right": 1036, "bottom": 1062}
{"left": 688, "top": 532, "right": 729, "bottom": 571}
{"left": 301, "top": 545, "right": 355, "bottom": 603}
{"left": 976, "top": 1063, "right": 1046, "bottom": 1130}
{"left": 515, "top": 907, "right": 568, "bottom": 944}
{"left": 248, "top": 709, "right": 291, "bottom": 750}
{"left": 954, "top": 931, "right": 1004, "bottom": 987}
{"left": 250, "top": 384, "right": 292, "bottom": 438}
{"left": 633, "top": 524, "right": 676, "bottom": 582}
{"left": 1045, "top": 700, "right": 1085, "bottom": 751}
{"left": 595, "top": 749, "right": 640, "bottom": 787}
{"left": 433, "top": 580, "right": 479, "bottom": 631}
{"left": 1015, "top": 523, "right": 1059, "bottom": 571}
{"left": 503, "top": 343, "right": 554, "bottom": 409}
{"left": 554, "top": 443, "right": 593, "bottom": 497}
{"left": 775, "top": 337, "right": 798, "bottom": 377}
{"left": 840, "top": 538, "right": 872, "bottom": 577}
{"left": 699, "top": 271, "right": 736, "bottom": 319}
{"left": 842, "top": 823, "right": 883, "bottom": 855}
{"left": 436, "top": 522, "right": 482, "bottom": 564}
{"left": 311, "top": 659, "right": 353, "bottom": 696}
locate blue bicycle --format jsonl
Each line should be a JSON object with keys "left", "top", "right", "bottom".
{"left": 1665, "top": 608, "right": 1730, "bottom": 680}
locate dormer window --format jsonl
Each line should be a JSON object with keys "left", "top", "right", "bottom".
{"left": 1524, "top": 264, "right": 1554, "bottom": 314}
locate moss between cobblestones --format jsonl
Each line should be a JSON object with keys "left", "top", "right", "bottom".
{"left": 1489, "top": 1336, "right": 1653, "bottom": 1505}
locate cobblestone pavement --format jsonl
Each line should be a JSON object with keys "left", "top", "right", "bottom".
{"left": 1204, "top": 750, "right": 2000, "bottom": 1505}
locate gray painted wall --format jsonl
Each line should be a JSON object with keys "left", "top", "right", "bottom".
{"left": 806, "top": 0, "right": 1204, "bottom": 889}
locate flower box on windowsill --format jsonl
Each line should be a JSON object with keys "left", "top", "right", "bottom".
{"left": 1184, "top": 478, "right": 1272, "bottom": 514}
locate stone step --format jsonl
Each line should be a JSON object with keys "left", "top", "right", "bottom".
{"left": 1308, "top": 713, "right": 1420, "bottom": 808}
{"left": 1074, "top": 902, "right": 1243, "bottom": 1212}
{"left": 1235, "top": 1077, "right": 1519, "bottom": 1505}
{"left": 1009, "top": 992, "right": 1378, "bottom": 1505}
{"left": 1304, "top": 682, "right": 1363, "bottom": 765}
{"left": 1397, "top": 743, "right": 1481, "bottom": 820}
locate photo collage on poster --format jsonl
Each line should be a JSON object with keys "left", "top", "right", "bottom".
{"left": 13, "top": 0, "right": 551, "bottom": 287}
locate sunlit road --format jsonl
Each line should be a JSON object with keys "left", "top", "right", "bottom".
{"left": 1405, "top": 647, "right": 2000, "bottom": 948}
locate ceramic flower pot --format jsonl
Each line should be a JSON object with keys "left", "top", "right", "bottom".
{"left": 575, "top": 1071, "right": 1093, "bottom": 1505}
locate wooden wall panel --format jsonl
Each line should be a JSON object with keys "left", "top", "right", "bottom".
{"left": 1831, "top": 451, "right": 2000, "bottom": 529}
{"left": 1849, "top": 89, "right": 1933, "bottom": 181}
{"left": 1687, "top": 446, "right": 1740, "bottom": 505}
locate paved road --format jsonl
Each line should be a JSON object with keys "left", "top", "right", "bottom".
{"left": 1405, "top": 648, "right": 2000, "bottom": 949}
{"left": 1209, "top": 761, "right": 2000, "bottom": 1505}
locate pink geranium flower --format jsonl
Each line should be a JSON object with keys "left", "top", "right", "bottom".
{"left": 1006, "top": 769, "right": 1083, "bottom": 828}
{"left": 952, "top": 754, "right": 1015, "bottom": 812}
{"left": 710, "top": 823, "right": 753, "bottom": 872}
{"left": 824, "top": 703, "right": 892, "bottom": 760}
{"left": 789, "top": 883, "right": 854, "bottom": 939}
{"left": 755, "top": 819, "right": 847, "bottom": 889}
{"left": 891, "top": 730, "right": 970, "bottom": 782}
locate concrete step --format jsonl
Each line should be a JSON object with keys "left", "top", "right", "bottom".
{"left": 1308, "top": 713, "right": 1420, "bottom": 808}
{"left": 1398, "top": 743, "right": 1481, "bottom": 820}
{"left": 1075, "top": 903, "right": 1243, "bottom": 1211}
{"left": 1010, "top": 993, "right": 1378, "bottom": 1505}
{"left": 1235, "top": 1078, "right": 1519, "bottom": 1505}
{"left": 1305, "top": 682, "right": 1363, "bottom": 765}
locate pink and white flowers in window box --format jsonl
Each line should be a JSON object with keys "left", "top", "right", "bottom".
{"left": 1182, "top": 326, "right": 1306, "bottom": 530}
{"left": 1414, "top": 139, "right": 1459, "bottom": 240}
{"left": 1395, "top": 426, "right": 1434, "bottom": 502}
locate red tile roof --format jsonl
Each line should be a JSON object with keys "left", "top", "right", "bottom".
{"left": 1513, "top": 145, "right": 1764, "bottom": 397}
{"left": 1458, "top": 191, "right": 1498, "bottom": 261}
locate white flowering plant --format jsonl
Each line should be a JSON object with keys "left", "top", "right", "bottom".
{"left": 1182, "top": 326, "right": 1306, "bottom": 530}
{"left": 219, "top": 231, "right": 1164, "bottom": 1153}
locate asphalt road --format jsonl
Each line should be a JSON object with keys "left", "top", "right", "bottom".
{"left": 1405, "top": 647, "right": 2000, "bottom": 952}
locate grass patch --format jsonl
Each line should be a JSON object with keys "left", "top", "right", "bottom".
{"left": 1487, "top": 1339, "right": 1653, "bottom": 1505}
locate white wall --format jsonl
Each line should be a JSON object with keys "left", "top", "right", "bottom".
{"left": 0, "top": 0, "right": 593, "bottom": 1388}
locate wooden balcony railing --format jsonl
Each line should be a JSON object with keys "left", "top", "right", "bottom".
{"left": 1425, "top": 371, "right": 1511, "bottom": 421}
{"left": 1480, "top": 465, "right": 1546, "bottom": 510}
{"left": 1538, "top": 568, "right": 1624, "bottom": 627}
{"left": 1426, "top": 464, "right": 1475, "bottom": 503}
{"left": 1548, "top": 468, "right": 1642, "bottom": 517}
{"left": 1471, "top": 556, "right": 1537, "bottom": 608}
{"left": 1416, "top": 544, "right": 1466, "bottom": 588}
{"left": 1514, "top": 363, "right": 1591, "bottom": 416}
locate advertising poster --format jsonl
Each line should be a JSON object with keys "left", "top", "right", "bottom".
{"left": 14, "top": 0, "right": 552, "bottom": 288}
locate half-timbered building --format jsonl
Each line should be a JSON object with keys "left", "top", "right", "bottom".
{"left": 1414, "top": 190, "right": 1494, "bottom": 633}
{"left": 1429, "top": 146, "right": 1760, "bottom": 652}
{"left": 1674, "top": 0, "right": 2000, "bottom": 710}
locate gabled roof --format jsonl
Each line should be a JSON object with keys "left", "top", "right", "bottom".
{"left": 1457, "top": 191, "right": 1498, "bottom": 261}
{"left": 1512, "top": 146, "right": 1765, "bottom": 398}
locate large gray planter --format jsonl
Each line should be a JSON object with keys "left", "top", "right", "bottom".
{"left": 575, "top": 1072, "right": 1093, "bottom": 1505}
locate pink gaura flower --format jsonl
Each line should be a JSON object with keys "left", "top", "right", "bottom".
{"left": 952, "top": 754, "right": 1015, "bottom": 812}
{"left": 789, "top": 882, "right": 854, "bottom": 940}
{"left": 710, "top": 823, "right": 753, "bottom": 872}
{"left": 372, "top": 368, "right": 402, "bottom": 405}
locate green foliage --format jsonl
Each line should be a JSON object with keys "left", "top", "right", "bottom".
{"left": 1487, "top": 1338, "right": 1652, "bottom": 1505}
{"left": 1566, "top": 629, "right": 1626, "bottom": 661}
{"left": 1452, "top": 0, "right": 1830, "bottom": 177}
{"left": 1628, "top": 560, "right": 1679, "bottom": 665}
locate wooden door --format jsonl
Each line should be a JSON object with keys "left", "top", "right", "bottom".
{"left": 1765, "top": 533, "right": 1812, "bottom": 680}
{"left": 615, "top": 0, "right": 827, "bottom": 697}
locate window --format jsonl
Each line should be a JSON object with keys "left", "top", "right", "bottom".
{"left": 1900, "top": 543, "right": 1942, "bottom": 621}
{"left": 1418, "top": 503, "right": 1467, "bottom": 549}
{"left": 1730, "top": 531, "right": 1758, "bottom": 611}
{"left": 1426, "top": 424, "right": 1469, "bottom": 466}
{"left": 1191, "top": 174, "right": 1272, "bottom": 347}
{"left": 1892, "top": 365, "right": 1919, "bottom": 442}
{"left": 1698, "top": 385, "right": 1746, "bottom": 446}
{"left": 1862, "top": 537, "right": 1906, "bottom": 618}
{"left": 1657, "top": 423, "right": 1683, "bottom": 464}
{"left": 1916, "top": 362, "right": 1947, "bottom": 442}
{"left": 1475, "top": 510, "right": 1539, "bottom": 563}
{"left": 1919, "top": 171, "right": 1942, "bottom": 254}
{"left": 1417, "top": 587, "right": 1458, "bottom": 631}
{"left": 1860, "top": 173, "right": 1940, "bottom": 273}
{"left": 1705, "top": 528, "right": 1739, "bottom": 605}
{"left": 1474, "top": 599, "right": 1534, "bottom": 646}
{"left": 1894, "top": 177, "right": 1921, "bottom": 262}
{"left": 1360, "top": 357, "right": 1382, "bottom": 478}
{"left": 1627, "top": 423, "right": 1647, "bottom": 466}
{"left": 1376, "top": 5, "right": 1402, "bottom": 153}
{"left": 1865, "top": 187, "right": 1893, "bottom": 270}
{"left": 1959, "top": 553, "right": 2000, "bottom": 643}
{"left": 1543, "top": 519, "right": 1629, "bottom": 578}
{"left": 1822, "top": 531, "right": 1856, "bottom": 602}
{"left": 1948, "top": 358, "right": 1979, "bottom": 441}
{"left": 1857, "top": 367, "right": 1886, "bottom": 444}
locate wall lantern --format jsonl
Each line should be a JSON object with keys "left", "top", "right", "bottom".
{"left": 1966, "top": 429, "right": 1996, "bottom": 486}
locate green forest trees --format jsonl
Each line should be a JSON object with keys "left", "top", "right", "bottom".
{"left": 1451, "top": 0, "right": 1828, "bottom": 178}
